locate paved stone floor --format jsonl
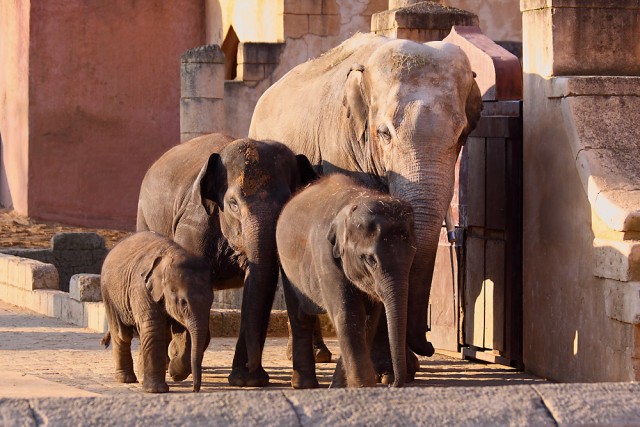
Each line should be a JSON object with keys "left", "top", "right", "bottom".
{"left": 0, "top": 300, "right": 544, "bottom": 397}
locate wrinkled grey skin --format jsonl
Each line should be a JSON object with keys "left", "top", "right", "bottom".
{"left": 100, "top": 232, "right": 213, "bottom": 393}
{"left": 137, "top": 133, "right": 316, "bottom": 387}
{"left": 251, "top": 33, "right": 482, "bottom": 365}
{"left": 277, "top": 174, "right": 416, "bottom": 388}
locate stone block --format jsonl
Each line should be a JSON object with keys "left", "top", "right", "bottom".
{"left": 52, "top": 291, "right": 66, "bottom": 319}
{"left": 24, "top": 261, "right": 58, "bottom": 291}
{"left": 284, "top": 0, "right": 321, "bottom": 15}
{"left": 181, "top": 44, "right": 225, "bottom": 64}
{"left": 237, "top": 43, "right": 284, "bottom": 65}
{"left": 309, "top": 14, "right": 340, "bottom": 36}
{"left": 521, "top": 1, "right": 640, "bottom": 77}
{"left": 0, "top": 254, "right": 11, "bottom": 285}
{"left": 220, "top": 309, "right": 241, "bottom": 337}
{"left": 209, "top": 310, "right": 223, "bottom": 337}
{"left": 180, "top": 98, "right": 225, "bottom": 134}
{"left": 181, "top": 62, "right": 225, "bottom": 99}
{"left": 52, "top": 233, "right": 105, "bottom": 251}
{"left": 372, "top": 2, "right": 478, "bottom": 34}
{"left": 69, "top": 274, "right": 102, "bottom": 302}
{"left": 283, "top": 13, "right": 309, "bottom": 38}
{"left": 593, "top": 239, "right": 640, "bottom": 282}
{"left": 266, "top": 310, "right": 289, "bottom": 337}
{"left": 604, "top": 280, "right": 640, "bottom": 325}
{"left": 86, "top": 302, "right": 108, "bottom": 333}
{"left": 237, "top": 63, "right": 265, "bottom": 82}
{"left": 321, "top": 0, "right": 339, "bottom": 15}
{"left": 61, "top": 296, "right": 85, "bottom": 326}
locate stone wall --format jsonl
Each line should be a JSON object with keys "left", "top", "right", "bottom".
{"left": 522, "top": 0, "right": 640, "bottom": 382}
{"left": 1, "top": 1, "right": 206, "bottom": 229}
{"left": 186, "top": 0, "right": 387, "bottom": 139}
{"left": 0, "top": 233, "right": 107, "bottom": 292}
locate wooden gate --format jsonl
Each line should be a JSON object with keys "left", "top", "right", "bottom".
{"left": 427, "top": 27, "right": 523, "bottom": 367}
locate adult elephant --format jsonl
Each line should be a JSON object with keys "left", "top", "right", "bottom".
{"left": 137, "top": 133, "right": 316, "bottom": 386}
{"left": 250, "top": 33, "right": 481, "bottom": 362}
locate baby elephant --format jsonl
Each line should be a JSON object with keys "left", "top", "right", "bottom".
{"left": 101, "top": 231, "right": 213, "bottom": 393}
{"left": 277, "top": 174, "right": 416, "bottom": 388}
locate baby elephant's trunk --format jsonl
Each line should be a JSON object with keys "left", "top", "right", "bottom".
{"left": 189, "top": 315, "right": 210, "bottom": 392}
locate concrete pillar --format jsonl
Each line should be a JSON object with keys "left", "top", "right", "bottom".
{"left": 372, "top": 1, "right": 478, "bottom": 42}
{"left": 180, "top": 45, "right": 226, "bottom": 142}
{"left": 521, "top": 0, "right": 640, "bottom": 77}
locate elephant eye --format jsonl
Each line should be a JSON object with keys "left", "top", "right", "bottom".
{"left": 228, "top": 198, "right": 239, "bottom": 212}
{"left": 180, "top": 298, "right": 188, "bottom": 308}
{"left": 377, "top": 125, "right": 392, "bottom": 143}
{"left": 361, "top": 254, "right": 378, "bottom": 270}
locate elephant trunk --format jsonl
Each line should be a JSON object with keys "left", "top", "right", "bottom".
{"left": 391, "top": 144, "right": 457, "bottom": 357}
{"left": 241, "top": 210, "right": 280, "bottom": 372}
{"left": 380, "top": 275, "right": 409, "bottom": 387}
{"left": 188, "top": 314, "right": 210, "bottom": 392}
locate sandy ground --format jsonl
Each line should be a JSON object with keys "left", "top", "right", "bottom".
{"left": 0, "top": 209, "right": 132, "bottom": 249}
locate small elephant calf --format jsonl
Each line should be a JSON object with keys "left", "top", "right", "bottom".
{"left": 276, "top": 174, "right": 416, "bottom": 388}
{"left": 101, "top": 231, "right": 213, "bottom": 393}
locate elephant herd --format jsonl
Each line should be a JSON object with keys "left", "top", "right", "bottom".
{"left": 100, "top": 33, "right": 481, "bottom": 393}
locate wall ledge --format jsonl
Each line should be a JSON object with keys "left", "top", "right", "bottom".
{"left": 604, "top": 279, "right": 640, "bottom": 325}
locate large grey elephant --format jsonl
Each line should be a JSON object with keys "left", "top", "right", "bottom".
{"left": 137, "top": 133, "right": 316, "bottom": 387}
{"left": 250, "top": 33, "right": 482, "bottom": 367}
{"left": 277, "top": 174, "right": 415, "bottom": 388}
{"left": 101, "top": 231, "right": 213, "bottom": 393}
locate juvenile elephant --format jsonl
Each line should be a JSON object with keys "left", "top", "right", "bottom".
{"left": 250, "top": 33, "right": 482, "bottom": 374}
{"left": 277, "top": 174, "right": 415, "bottom": 388}
{"left": 137, "top": 133, "right": 316, "bottom": 387}
{"left": 100, "top": 231, "right": 213, "bottom": 393}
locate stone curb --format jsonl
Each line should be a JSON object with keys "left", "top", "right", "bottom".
{"left": 1, "top": 383, "right": 639, "bottom": 426}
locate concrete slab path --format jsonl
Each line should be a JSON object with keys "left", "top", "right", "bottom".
{"left": 2, "top": 300, "right": 640, "bottom": 426}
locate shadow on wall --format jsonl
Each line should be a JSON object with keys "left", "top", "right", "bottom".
{"left": 0, "top": 132, "right": 12, "bottom": 210}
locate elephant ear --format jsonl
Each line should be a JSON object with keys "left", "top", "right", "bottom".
{"left": 342, "top": 64, "right": 368, "bottom": 143}
{"left": 192, "top": 153, "right": 225, "bottom": 215}
{"left": 295, "top": 154, "right": 319, "bottom": 189}
{"left": 142, "top": 256, "right": 164, "bottom": 303}
{"left": 459, "top": 77, "right": 483, "bottom": 145}
{"left": 327, "top": 204, "right": 356, "bottom": 259}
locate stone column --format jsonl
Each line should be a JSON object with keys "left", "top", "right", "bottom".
{"left": 521, "top": 0, "right": 640, "bottom": 381}
{"left": 180, "top": 45, "right": 226, "bottom": 142}
{"left": 372, "top": 1, "right": 478, "bottom": 42}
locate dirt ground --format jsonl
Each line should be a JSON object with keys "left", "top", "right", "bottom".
{"left": 0, "top": 209, "right": 132, "bottom": 249}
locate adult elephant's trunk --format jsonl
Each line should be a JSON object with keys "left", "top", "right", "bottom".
{"left": 188, "top": 313, "right": 210, "bottom": 392}
{"left": 390, "top": 144, "right": 457, "bottom": 357}
{"left": 241, "top": 210, "right": 280, "bottom": 373}
{"left": 380, "top": 276, "right": 409, "bottom": 387}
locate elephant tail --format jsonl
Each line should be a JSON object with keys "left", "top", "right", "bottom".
{"left": 100, "top": 331, "right": 111, "bottom": 348}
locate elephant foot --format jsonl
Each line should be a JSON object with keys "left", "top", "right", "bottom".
{"left": 408, "top": 351, "right": 420, "bottom": 382}
{"left": 115, "top": 371, "right": 137, "bottom": 384}
{"left": 168, "top": 358, "right": 191, "bottom": 382}
{"left": 291, "top": 371, "right": 319, "bottom": 389}
{"left": 228, "top": 366, "right": 269, "bottom": 387}
{"left": 314, "top": 344, "right": 332, "bottom": 363}
{"left": 143, "top": 380, "right": 169, "bottom": 393}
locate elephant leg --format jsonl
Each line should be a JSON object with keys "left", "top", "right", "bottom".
{"left": 282, "top": 273, "right": 318, "bottom": 389}
{"left": 371, "top": 314, "right": 419, "bottom": 384}
{"left": 108, "top": 322, "right": 137, "bottom": 384}
{"left": 312, "top": 317, "right": 332, "bottom": 363}
{"left": 167, "top": 322, "right": 191, "bottom": 382}
{"left": 137, "top": 316, "right": 169, "bottom": 393}
{"left": 329, "top": 297, "right": 376, "bottom": 388}
{"left": 228, "top": 273, "right": 275, "bottom": 388}
{"left": 287, "top": 316, "right": 332, "bottom": 363}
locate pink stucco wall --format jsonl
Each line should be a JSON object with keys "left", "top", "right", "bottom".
{"left": 0, "top": 1, "right": 30, "bottom": 214}
{"left": 25, "top": 1, "right": 205, "bottom": 229}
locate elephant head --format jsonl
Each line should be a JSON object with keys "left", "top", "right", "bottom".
{"left": 143, "top": 252, "right": 213, "bottom": 392}
{"left": 328, "top": 197, "right": 416, "bottom": 387}
{"left": 191, "top": 138, "right": 317, "bottom": 374}
{"left": 339, "top": 39, "right": 482, "bottom": 356}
